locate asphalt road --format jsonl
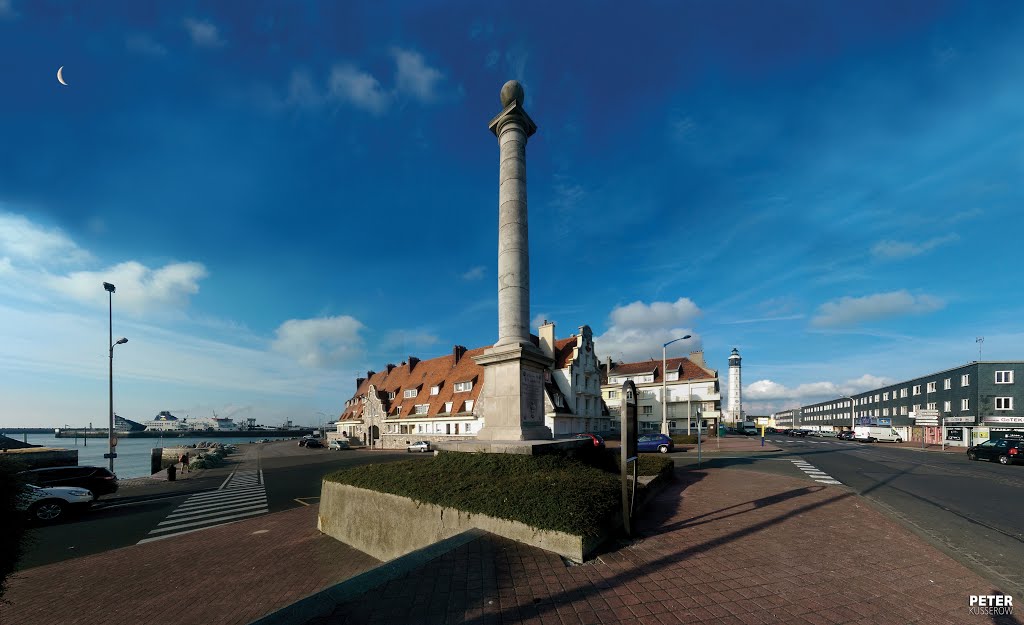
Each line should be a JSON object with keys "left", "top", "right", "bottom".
{"left": 674, "top": 435, "right": 1024, "bottom": 599}
{"left": 17, "top": 442, "right": 426, "bottom": 570}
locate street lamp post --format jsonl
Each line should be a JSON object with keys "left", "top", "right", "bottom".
{"left": 661, "top": 335, "right": 691, "bottom": 436}
{"left": 103, "top": 281, "right": 127, "bottom": 473}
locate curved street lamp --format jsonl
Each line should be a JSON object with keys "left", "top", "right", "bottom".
{"left": 661, "top": 335, "right": 692, "bottom": 436}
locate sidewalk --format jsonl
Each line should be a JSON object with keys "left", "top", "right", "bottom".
{"left": 2, "top": 463, "right": 1014, "bottom": 625}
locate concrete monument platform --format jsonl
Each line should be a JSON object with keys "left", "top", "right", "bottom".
{"left": 433, "top": 437, "right": 589, "bottom": 455}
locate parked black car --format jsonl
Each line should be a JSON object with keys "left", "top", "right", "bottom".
{"left": 19, "top": 466, "right": 119, "bottom": 499}
{"left": 967, "top": 439, "right": 1024, "bottom": 465}
{"left": 304, "top": 439, "right": 324, "bottom": 449}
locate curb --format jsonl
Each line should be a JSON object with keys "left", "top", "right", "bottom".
{"left": 248, "top": 529, "right": 488, "bottom": 625}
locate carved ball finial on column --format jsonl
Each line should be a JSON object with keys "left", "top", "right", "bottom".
{"left": 500, "top": 80, "right": 525, "bottom": 107}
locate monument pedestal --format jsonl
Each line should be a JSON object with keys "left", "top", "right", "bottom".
{"left": 473, "top": 342, "right": 553, "bottom": 441}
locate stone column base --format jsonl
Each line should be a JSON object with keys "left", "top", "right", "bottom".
{"left": 473, "top": 342, "right": 553, "bottom": 441}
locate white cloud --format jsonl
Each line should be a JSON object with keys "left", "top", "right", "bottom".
{"left": 126, "top": 33, "right": 168, "bottom": 57}
{"left": 43, "top": 260, "right": 208, "bottom": 316}
{"left": 392, "top": 48, "right": 444, "bottom": 102}
{"left": 594, "top": 298, "right": 702, "bottom": 362}
{"left": 0, "top": 212, "right": 91, "bottom": 266}
{"left": 744, "top": 373, "right": 892, "bottom": 403}
{"left": 328, "top": 64, "right": 390, "bottom": 115}
{"left": 811, "top": 290, "right": 945, "bottom": 327}
{"left": 871, "top": 234, "right": 958, "bottom": 260}
{"left": 461, "top": 266, "right": 485, "bottom": 281}
{"left": 271, "top": 316, "right": 365, "bottom": 368}
{"left": 183, "top": 18, "right": 224, "bottom": 48}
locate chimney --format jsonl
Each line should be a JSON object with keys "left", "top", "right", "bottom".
{"left": 689, "top": 350, "right": 705, "bottom": 368}
{"left": 606, "top": 356, "right": 613, "bottom": 383}
{"left": 453, "top": 345, "right": 467, "bottom": 364}
{"left": 408, "top": 356, "right": 419, "bottom": 372}
{"left": 356, "top": 377, "right": 366, "bottom": 390}
{"left": 366, "top": 370, "right": 375, "bottom": 379}
{"left": 538, "top": 321, "right": 555, "bottom": 360}
{"left": 386, "top": 363, "right": 396, "bottom": 374}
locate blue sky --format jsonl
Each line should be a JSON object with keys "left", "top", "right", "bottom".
{"left": 2, "top": 1, "right": 1023, "bottom": 427}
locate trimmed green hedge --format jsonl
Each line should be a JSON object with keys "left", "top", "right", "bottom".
{"left": 326, "top": 452, "right": 622, "bottom": 537}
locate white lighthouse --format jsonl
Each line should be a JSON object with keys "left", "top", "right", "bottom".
{"left": 727, "top": 348, "right": 742, "bottom": 425}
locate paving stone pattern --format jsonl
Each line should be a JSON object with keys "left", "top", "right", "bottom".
{"left": 0, "top": 505, "right": 381, "bottom": 625}
{"left": 307, "top": 469, "right": 1012, "bottom": 625}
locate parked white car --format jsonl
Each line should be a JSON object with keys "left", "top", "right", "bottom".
{"left": 853, "top": 425, "right": 903, "bottom": 443}
{"left": 18, "top": 484, "right": 93, "bottom": 523}
{"left": 407, "top": 441, "right": 431, "bottom": 453}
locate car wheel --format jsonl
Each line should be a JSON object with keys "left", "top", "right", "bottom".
{"left": 868, "top": 437, "right": 876, "bottom": 443}
{"left": 30, "top": 499, "right": 65, "bottom": 523}
{"left": 658, "top": 445, "right": 669, "bottom": 454}
{"left": 998, "top": 455, "right": 1010, "bottom": 465}
{"left": 967, "top": 451, "right": 976, "bottom": 461}
{"left": 895, "top": 438, "right": 903, "bottom": 443}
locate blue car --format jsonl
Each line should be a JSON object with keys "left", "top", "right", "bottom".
{"left": 637, "top": 434, "right": 674, "bottom": 454}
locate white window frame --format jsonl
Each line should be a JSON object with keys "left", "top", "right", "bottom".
{"left": 665, "top": 371, "right": 679, "bottom": 382}
{"left": 641, "top": 405, "right": 653, "bottom": 415}
{"left": 926, "top": 402, "right": 936, "bottom": 411}
{"left": 961, "top": 398, "right": 970, "bottom": 411}
{"left": 900, "top": 388, "right": 908, "bottom": 398}
{"left": 454, "top": 381, "right": 473, "bottom": 393}
{"left": 995, "top": 397, "right": 1013, "bottom": 410}
{"left": 443, "top": 401, "right": 453, "bottom": 413}
{"left": 926, "top": 381, "right": 936, "bottom": 393}
{"left": 995, "top": 371, "right": 1014, "bottom": 384}
{"left": 943, "top": 400, "right": 951, "bottom": 412}
{"left": 414, "top": 404, "right": 429, "bottom": 415}
{"left": 912, "top": 385, "right": 921, "bottom": 396}
{"left": 430, "top": 386, "right": 440, "bottom": 395}
{"left": 943, "top": 378, "right": 951, "bottom": 390}
{"left": 404, "top": 388, "right": 418, "bottom": 399}
{"left": 607, "top": 390, "right": 619, "bottom": 399}
{"left": 882, "top": 392, "right": 889, "bottom": 401}
{"left": 961, "top": 374, "right": 970, "bottom": 387}
{"left": 464, "top": 399, "right": 474, "bottom": 412}
{"left": 387, "top": 391, "right": 396, "bottom": 400}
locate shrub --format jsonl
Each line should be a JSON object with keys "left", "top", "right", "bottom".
{"left": 326, "top": 452, "right": 621, "bottom": 537}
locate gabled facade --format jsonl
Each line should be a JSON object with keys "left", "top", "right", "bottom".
{"left": 600, "top": 352, "right": 722, "bottom": 434}
{"left": 537, "top": 323, "right": 610, "bottom": 435}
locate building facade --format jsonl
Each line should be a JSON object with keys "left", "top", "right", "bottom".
{"left": 774, "top": 361, "right": 1024, "bottom": 447}
{"left": 335, "top": 324, "right": 610, "bottom": 449}
{"left": 601, "top": 351, "right": 722, "bottom": 434}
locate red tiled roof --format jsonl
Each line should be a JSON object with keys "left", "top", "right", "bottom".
{"left": 553, "top": 337, "right": 576, "bottom": 370}
{"left": 338, "top": 346, "right": 486, "bottom": 421}
{"left": 605, "top": 356, "right": 714, "bottom": 385}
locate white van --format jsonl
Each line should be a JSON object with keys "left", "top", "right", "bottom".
{"left": 853, "top": 425, "right": 903, "bottom": 443}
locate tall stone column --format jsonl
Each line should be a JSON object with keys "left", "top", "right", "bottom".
{"left": 474, "top": 80, "right": 553, "bottom": 441}
{"left": 492, "top": 80, "right": 535, "bottom": 347}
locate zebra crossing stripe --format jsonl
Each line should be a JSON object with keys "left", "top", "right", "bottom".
{"left": 166, "top": 497, "right": 267, "bottom": 518}
{"left": 159, "top": 503, "right": 268, "bottom": 525}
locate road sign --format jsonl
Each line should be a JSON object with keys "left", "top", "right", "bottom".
{"left": 111, "top": 437, "right": 119, "bottom": 447}
{"left": 915, "top": 409, "right": 940, "bottom": 418}
{"left": 756, "top": 417, "right": 768, "bottom": 425}
{"left": 103, "top": 453, "right": 117, "bottom": 459}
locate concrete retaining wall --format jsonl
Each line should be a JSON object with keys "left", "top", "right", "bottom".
{"left": 318, "top": 481, "right": 613, "bottom": 563}
{"left": 0, "top": 448, "right": 78, "bottom": 469}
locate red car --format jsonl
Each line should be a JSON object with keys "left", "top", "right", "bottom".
{"left": 574, "top": 433, "right": 605, "bottom": 449}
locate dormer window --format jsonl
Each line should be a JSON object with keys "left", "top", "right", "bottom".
{"left": 444, "top": 401, "right": 453, "bottom": 413}
{"left": 430, "top": 385, "right": 440, "bottom": 395}
{"left": 464, "top": 399, "right": 475, "bottom": 412}
{"left": 666, "top": 371, "right": 679, "bottom": 382}
{"left": 387, "top": 391, "right": 396, "bottom": 400}
{"left": 414, "top": 404, "right": 429, "bottom": 415}
{"left": 404, "top": 388, "right": 418, "bottom": 399}
{"left": 454, "top": 381, "right": 473, "bottom": 393}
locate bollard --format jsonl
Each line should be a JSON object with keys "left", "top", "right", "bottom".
{"left": 167, "top": 464, "right": 177, "bottom": 481}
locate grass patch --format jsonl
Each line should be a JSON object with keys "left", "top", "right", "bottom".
{"left": 326, "top": 452, "right": 622, "bottom": 537}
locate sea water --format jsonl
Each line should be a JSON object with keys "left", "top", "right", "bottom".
{"left": 14, "top": 434, "right": 297, "bottom": 479}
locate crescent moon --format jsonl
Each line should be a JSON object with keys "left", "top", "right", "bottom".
{"left": 57, "top": 66, "right": 68, "bottom": 86}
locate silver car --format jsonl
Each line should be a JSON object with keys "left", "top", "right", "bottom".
{"left": 407, "top": 441, "right": 431, "bottom": 453}
{"left": 18, "top": 484, "right": 93, "bottom": 523}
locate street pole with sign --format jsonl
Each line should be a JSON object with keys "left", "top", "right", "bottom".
{"left": 620, "top": 380, "right": 638, "bottom": 536}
